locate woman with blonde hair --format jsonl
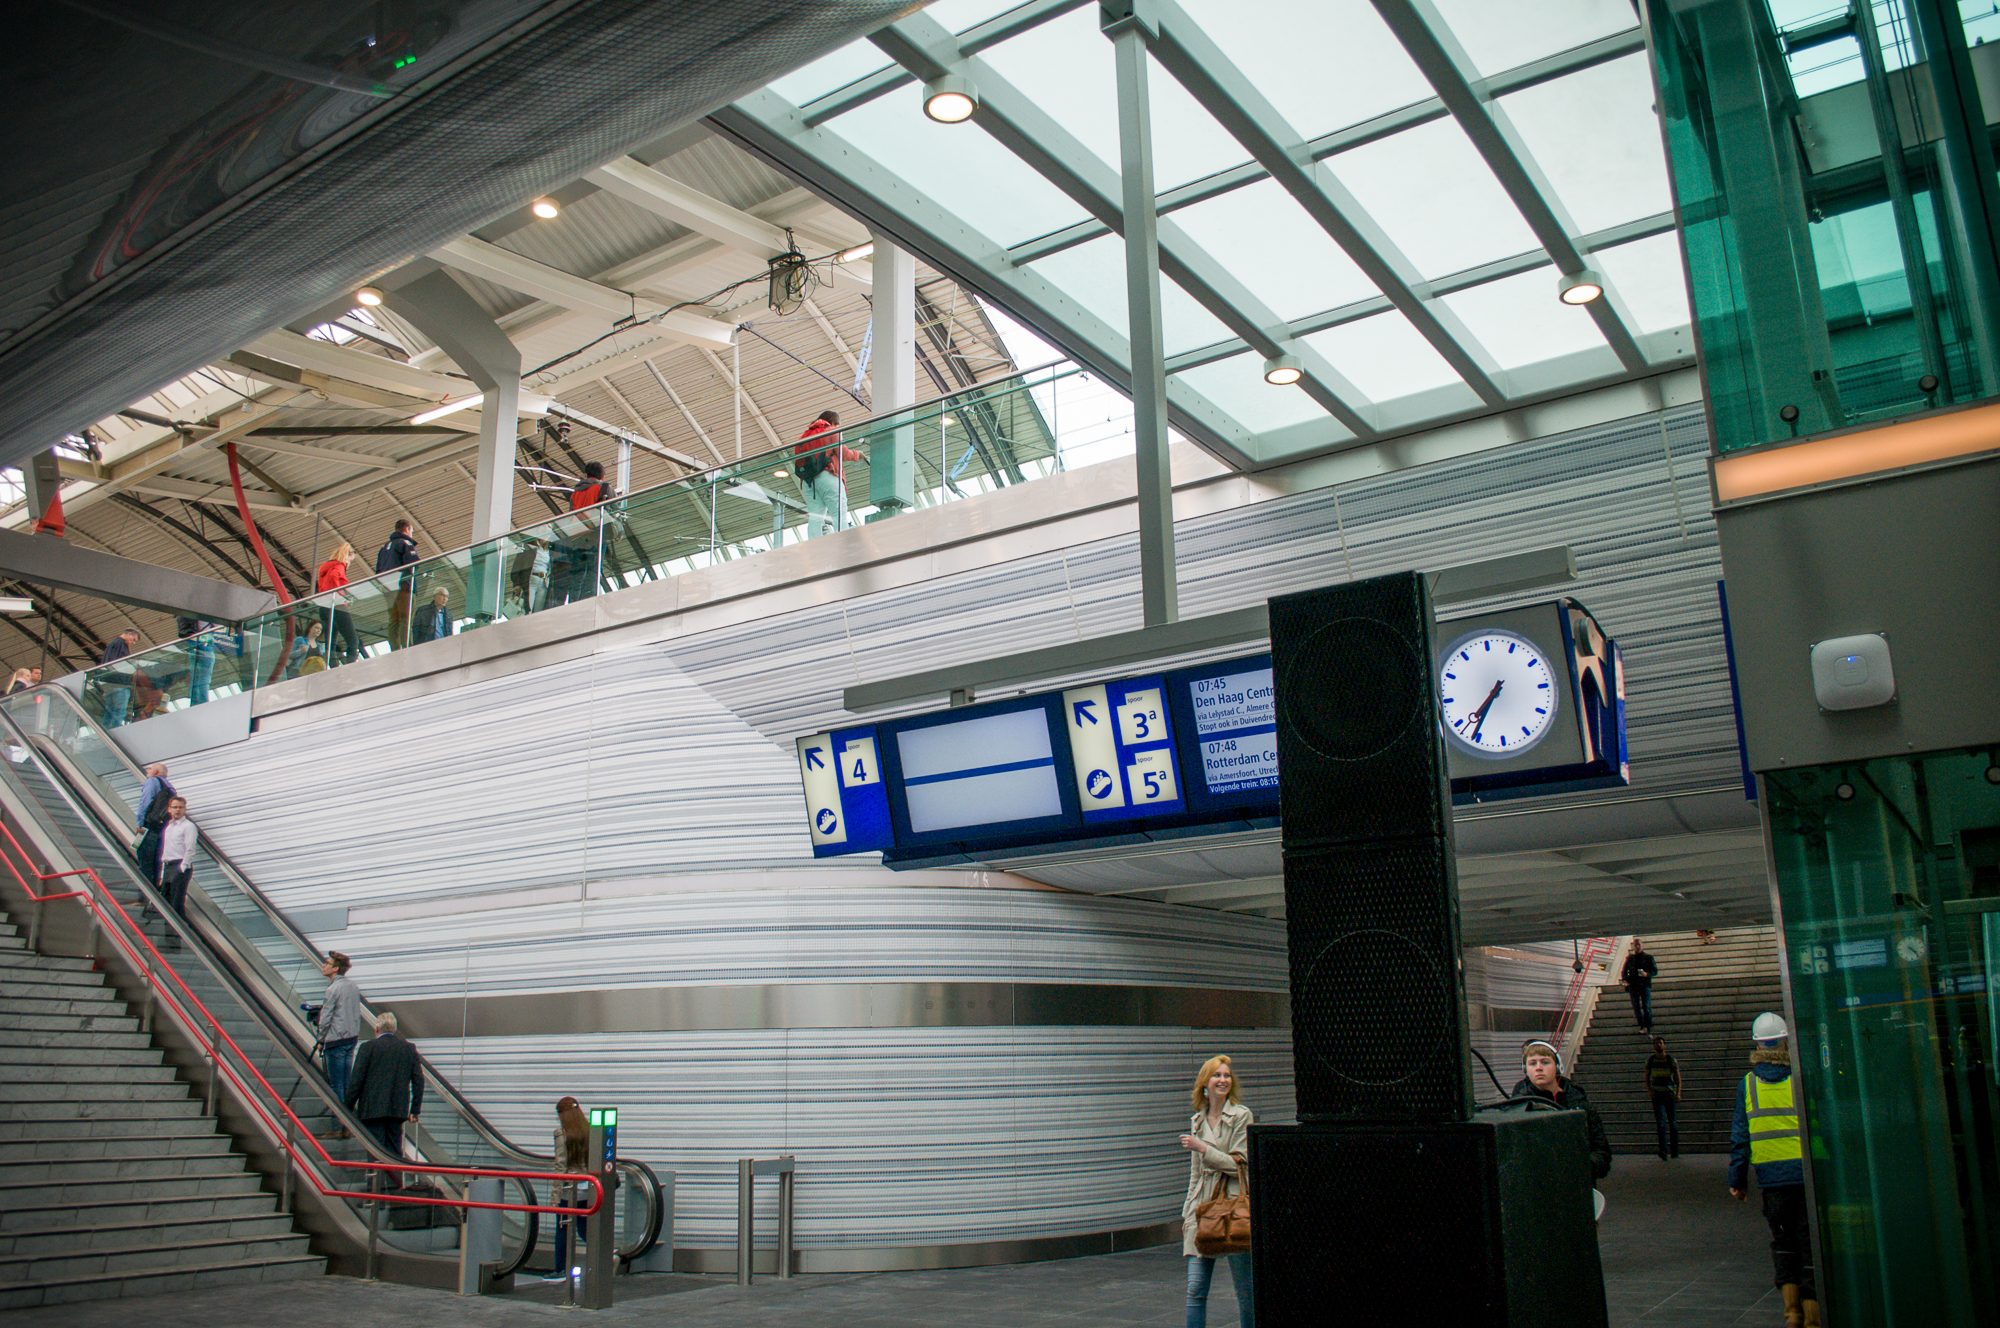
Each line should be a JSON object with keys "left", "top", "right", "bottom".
{"left": 1178, "top": 1053, "right": 1253, "bottom": 1328}
{"left": 316, "top": 542, "right": 360, "bottom": 665}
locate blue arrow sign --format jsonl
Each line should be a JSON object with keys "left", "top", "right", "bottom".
{"left": 805, "top": 747, "right": 826, "bottom": 769}
{"left": 1072, "top": 699, "right": 1098, "bottom": 726}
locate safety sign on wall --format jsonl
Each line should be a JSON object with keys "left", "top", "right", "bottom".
{"left": 1061, "top": 674, "right": 1186, "bottom": 824}
{"left": 796, "top": 725, "right": 893, "bottom": 857}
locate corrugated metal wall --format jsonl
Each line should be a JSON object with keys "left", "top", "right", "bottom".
{"left": 170, "top": 399, "right": 1723, "bottom": 1256}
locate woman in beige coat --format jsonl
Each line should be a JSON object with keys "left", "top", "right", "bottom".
{"left": 1179, "top": 1054, "right": 1253, "bottom": 1328}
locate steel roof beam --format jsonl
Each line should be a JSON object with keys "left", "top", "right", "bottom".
{"left": 711, "top": 89, "right": 1258, "bottom": 466}
{"left": 1004, "top": 26, "right": 1644, "bottom": 260}
{"left": 1370, "top": 0, "right": 1649, "bottom": 371}
{"left": 801, "top": 0, "right": 1092, "bottom": 125}
{"left": 1164, "top": 211, "right": 1677, "bottom": 374}
{"left": 428, "top": 237, "right": 740, "bottom": 349}
{"left": 1141, "top": 2, "right": 1506, "bottom": 407}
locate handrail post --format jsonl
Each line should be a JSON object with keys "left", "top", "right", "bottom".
{"left": 777, "top": 1158, "right": 794, "bottom": 1280}
{"left": 26, "top": 896, "right": 40, "bottom": 953}
{"left": 282, "top": 1117, "right": 295, "bottom": 1213}
{"left": 203, "top": 1019, "right": 219, "bottom": 1116}
{"left": 366, "top": 1167, "right": 381, "bottom": 1280}
{"left": 736, "top": 1158, "right": 753, "bottom": 1285}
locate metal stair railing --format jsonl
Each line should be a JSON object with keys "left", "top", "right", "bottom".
{"left": 1553, "top": 935, "right": 1632, "bottom": 1072}
{"left": 0, "top": 807, "right": 602, "bottom": 1248}
{"left": 0, "top": 684, "right": 665, "bottom": 1272}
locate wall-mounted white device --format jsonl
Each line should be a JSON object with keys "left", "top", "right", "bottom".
{"left": 1810, "top": 633, "right": 1895, "bottom": 711}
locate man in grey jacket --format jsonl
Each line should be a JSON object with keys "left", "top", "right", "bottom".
{"left": 346, "top": 1011, "right": 423, "bottom": 1177}
{"left": 319, "top": 951, "right": 363, "bottom": 1137}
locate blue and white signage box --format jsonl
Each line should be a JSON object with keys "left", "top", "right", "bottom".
{"left": 796, "top": 725, "right": 894, "bottom": 857}
{"left": 1061, "top": 674, "right": 1187, "bottom": 824}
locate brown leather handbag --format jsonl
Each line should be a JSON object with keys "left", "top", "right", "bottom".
{"left": 1192, "top": 1151, "right": 1251, "bottom": 1256}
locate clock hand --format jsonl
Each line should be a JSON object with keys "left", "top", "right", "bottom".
{"left": 1467, "top": 680, "right": 1504, "bottom": 741}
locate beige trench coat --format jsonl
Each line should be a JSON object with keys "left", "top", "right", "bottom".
{"left": 1180, "top": 1099, "right": 1253, "bottom": 1256}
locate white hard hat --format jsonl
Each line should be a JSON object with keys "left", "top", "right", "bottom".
{"left": 1751, "top": 1012, "right": 1788, "bottom": 1042}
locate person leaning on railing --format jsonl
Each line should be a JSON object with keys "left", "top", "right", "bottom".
{"left": 316, "top": 544, "right": 361, "bottom": 665}
{"left": 794, "top": 410, "right": 861, "bottom": 539}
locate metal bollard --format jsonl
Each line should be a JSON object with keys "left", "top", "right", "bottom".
{"left": 736, "top": 1159, "right": 754, "bottom": 1286}
{"left": 459, "top": 1177, "right": 502, "bottom": 1295}
{"left": 777, "top": 1166, "right": 794, "bottom": 1280}
{"left": 366, "top": 1168, "right": 381, "bottom": 1280}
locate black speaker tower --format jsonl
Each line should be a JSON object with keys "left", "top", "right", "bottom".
{"left": 1256, "top": 572, "right": 1606, "bottom": 1327}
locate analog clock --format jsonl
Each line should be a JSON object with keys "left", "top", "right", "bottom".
{"left": 1438, "top": 629, "right": 1560, "bottom": 759}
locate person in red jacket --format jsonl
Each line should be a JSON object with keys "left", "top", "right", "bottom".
{"left": 316, "top": 543, "right": 359, "bottom": 665}
{"left": 794, "top": 410, "right": 861, "bottom": 539}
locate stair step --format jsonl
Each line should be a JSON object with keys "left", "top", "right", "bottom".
{"left": 0, "top": 1232, "right": 314, "bottom": 1284}
{"left": 0, "top": 951, "right": 97, "bottom": 974}
{"left": 0, "top": 1212, "right": 297, "bottom": 1258}
{"left": 0, "top": 1097, "right": 202, "bottom": 1124}
{"left": 0, "top": 1011, "right": 141, "bottom": 1036}
{"left": 0, "top": 1113, "right": 218, "bottom": 1141}
{"left": 0, "top": 1042, "right": 165, "bottom": 1067}
{"left": 0, "top": 1061, "right": 179, "bottom": 1087}
{"left": 0, "top": 995, "right": 129, "bottom": 1019}
{"left": 0, "top": 1081, "right": 192, "bottom": 1105}
{"left": 0, "top": 1025, "right": 150, "bottom": 1049}
{"left": 0, "top": 1134, "right": 235, "bottom": 1163}
{"left": 0, "top": 970, "right": 114, "bottom": 993}
{"left": 0, "top": 1152, "right": 250, "bottom": 1184}
{"left": 0, "top": 1170, "right": 265, "bottom": 1208}
{"left": 0, "top": 1251, "right": 323, "bottom": 1310}
{"left": 0, "top": 1190, "right": 279, "bottom": 1233}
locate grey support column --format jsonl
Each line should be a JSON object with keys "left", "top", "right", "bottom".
{"left": 388, "top": 271, "right": 523, "bottom": 543}
{"left": 1103, "top": 0, "right": 1178, "bottom": 627}
{"left": 868, "top": 234, "right": 918, "bottom": 518}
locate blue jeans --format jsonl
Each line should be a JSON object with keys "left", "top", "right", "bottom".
{"left": 103, "top": 685, "right": 131, "bottom": 727}
{"left": 803, "top": 470, "right": 845, "bottom": 538}
{"left": 1652, "top": 1094, "right": 1679, "bottom": 1157}
{"left": 1187, "top": 1252, "right": 1252, "bottom": 1328}
{"left": 1630, "top": 984, "right": 1653, "bottom": 1029}
{"left": 323, "top": 1037, "right": 357, "bottom": 1106}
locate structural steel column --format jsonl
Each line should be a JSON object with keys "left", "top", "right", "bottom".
{"left": 1104, "top": 0, "right": 1178, "bottom": 626}
{"left": 388, "top": 271, "right": 523, "bottom": 542}
{"left": 868, "top": 233, "right": 917, "bottom": 517}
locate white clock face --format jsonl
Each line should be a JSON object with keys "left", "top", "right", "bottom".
{"left": 1439, "top": 629, "right": 1560, "bottom": 759}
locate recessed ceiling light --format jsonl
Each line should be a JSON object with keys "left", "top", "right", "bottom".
{"left": 1262, "top": 354, "right": 1303, "bottom": 386}
{"left": 531, "top": 197, "right": 560, "bottom": 219}
{"left": 924, "top": 74, "right": 978, "bottom": 124}
{"left": 354, "top": 286, "right": 385, "bottom": 306}
{"left": 772, "top": 469, "right": 789, "bottom": 480}
{"left": 1558, "top": 270, "right": 1604, "bottom": 305}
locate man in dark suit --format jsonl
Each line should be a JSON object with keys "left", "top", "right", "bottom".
{"left": 345, "top": 1011, "right": 423, "bottom": 1178}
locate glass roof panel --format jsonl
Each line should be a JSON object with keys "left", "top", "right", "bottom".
{"left": 1593, "top": 232, "right": 1694, "bottom": 335}
{"left": 924, "top": 0, "right": 1044, "bottom": 33}
{"left": 1300, "top": 311, "right": 1463, "bottom": 402}
{"left": 1326, "top": 118, "right": 1539, "bottom": 277}
{"left": 828, "top": 91, "right": 1091, "bottom": 247}
{"left": 1426, "top": 0, "right": 1638, "bottom": 79}
{"left": 1175, "top": 352, "right": 1333, "bottom": 433}
{"left": 1176, "top": 0, "right": 1434, "bottom": 141}
{"left": 1498, "top": 55, "right": 1674, "bottom": 235}
{"left": 769, "top": 39, "right": 895, "bottom": 106}
{"left": 1028, "top": 233, "right": 1234, "bottom": 357}
{"left": 1439, "top": 268, "right": 1606, "bottom": 371}
{"left": 1148, "top": 54, "right": 1267, "bottom": 192}
{"left": 1167, "top": 178, "right": 1381, "bottom": 322}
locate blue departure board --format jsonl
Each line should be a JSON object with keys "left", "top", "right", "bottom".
{"left": 1166, "top": 654, "right": 1281, "bottom": 813}
{"left": 796, "top": 725, "right": 893, "bottom": 857}
{"left": 1060, "top": 674, "right": 1186, "bottom": 824}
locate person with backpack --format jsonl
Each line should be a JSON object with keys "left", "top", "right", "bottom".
{"left": 376, "top": 521, "right": 420, "bottom": 648}
{"left": 794, "top": 409, "right": 861, "bottom": 539}
{"left": 133, "top": 762, "right": 176, "bottom": 887}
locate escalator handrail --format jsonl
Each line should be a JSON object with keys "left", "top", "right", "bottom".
{"left": 0, "top": 805, "right": 605, "bottom": 1224}
{"left": 10, "top": 685, "right": 569, "bottom": 1169}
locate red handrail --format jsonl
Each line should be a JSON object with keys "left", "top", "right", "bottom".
{"left": 0, "top": 819, "right": 601, "bottom": 1221}
{"left": 1550, "top": 936, "right": 1618, "bottom": 1049}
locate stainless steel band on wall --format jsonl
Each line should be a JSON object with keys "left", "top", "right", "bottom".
{"left": 392, "top": 981, "right": 1289, "bottom": 1040}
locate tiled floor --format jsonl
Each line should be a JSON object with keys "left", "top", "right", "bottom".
{"left": 4, "top": 1154, "right": 1787, "bottom": 1327}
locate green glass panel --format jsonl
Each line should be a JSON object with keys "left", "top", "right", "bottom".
{"left": 1765, "top": 748, "right": 2000, "bottom": 1324}
{"left": 1645, "top": 0, "right": 2000, "bottom": 452}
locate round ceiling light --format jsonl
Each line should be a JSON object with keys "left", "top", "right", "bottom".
{"left": 531, "top": 197, "right": 561, "bottom": 219}
{"left": 1557, "top": 270, "right": 1605, "bottom": 306}
{"left": 924, "top": 75, "right": 978, "bottom": 124}
{"left": 1262, "top": 354, "right": 1303, "bottom": 386}
{"left": 354, "top": 286, "right": 385, "bottom": 307}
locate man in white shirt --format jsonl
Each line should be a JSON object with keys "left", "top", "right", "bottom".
{"left": 157, "top": 796, "right": 198, "bottom": 922}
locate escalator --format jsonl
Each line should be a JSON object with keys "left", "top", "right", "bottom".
{"left": 0, "top": 685, "right": 665, "bottom": 1285}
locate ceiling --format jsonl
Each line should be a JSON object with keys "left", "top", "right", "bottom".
{"left": 715, "top": 0, "right": 1695, "bottom": 470}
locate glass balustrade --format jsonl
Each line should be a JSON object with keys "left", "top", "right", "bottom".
{"left": 72, "top": 362, "right": 1123, "bottom": 722}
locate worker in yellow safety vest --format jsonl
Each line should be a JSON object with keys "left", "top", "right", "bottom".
{"left": 1728, "top": 1012, "right": 1817, "bottom": 1328}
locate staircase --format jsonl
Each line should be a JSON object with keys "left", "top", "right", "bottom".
{"left": 0, "top": 910, "right": 322, "bottom": 1309}
{"left": 1570, "top": 927, "right": 1785, "bottom": 1157}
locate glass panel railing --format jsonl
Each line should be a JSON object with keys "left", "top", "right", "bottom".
{"left": 72, "top": 362, "right": 1131, "bottom": 725}
{"left": 75, "top": 626, "right": 251, "bottom": 729}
